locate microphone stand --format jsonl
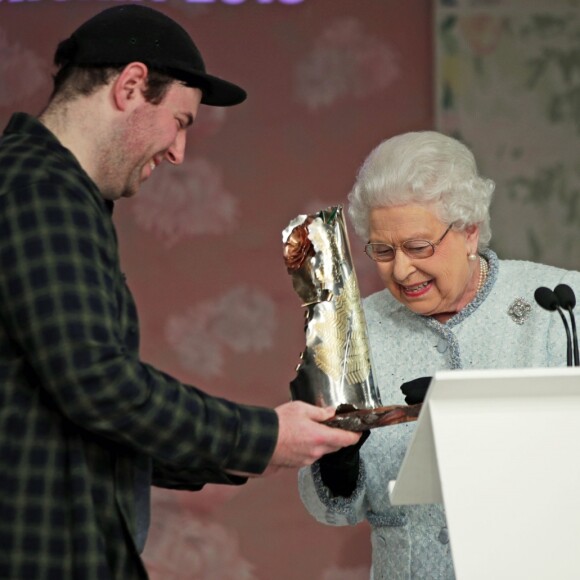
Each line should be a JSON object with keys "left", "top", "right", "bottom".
{"left": 534, "top": 286, "right": 573, "bottom": 367}
{"left": 570, "top": 311, "right": 579, "bottom": 366}
{"left": 556, "top": 308, "right": 573, "bottom": 367}
{"left": 554, "top": 284, "right": 579, "bottom": 367}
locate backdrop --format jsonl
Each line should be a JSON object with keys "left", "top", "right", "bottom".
{"left": 0, "top": 1, "right": 429, "bottom": 578}
{"left": 435, "top": 0, "right": 580, "bottom": 270}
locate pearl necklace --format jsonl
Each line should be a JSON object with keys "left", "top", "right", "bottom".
{"left": 477, "top": 255, "right": 489, "bottom": 293}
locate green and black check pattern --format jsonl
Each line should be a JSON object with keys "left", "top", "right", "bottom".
{"left": 0, "top": 113, "right": 278, "bottom": 579}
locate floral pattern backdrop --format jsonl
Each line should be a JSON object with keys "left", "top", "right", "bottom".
{"left": 436, "top": 0, "right": 580, "bottom": 269}
{"left": 0, "top": 1, "right": 432, "bottom": 577}
{"left": 4, "top": 0, "right": 578, "bottom": 576}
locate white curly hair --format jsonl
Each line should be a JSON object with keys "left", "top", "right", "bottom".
{"left": 347, "top": 131, "right": 495, "bottom": 250}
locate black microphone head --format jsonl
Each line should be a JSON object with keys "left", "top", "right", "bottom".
{"left": 534, "top": 286, "right": 559, "bottom": 311}
{"left": 554, "top": 284, "right": 576, "bottom": 309}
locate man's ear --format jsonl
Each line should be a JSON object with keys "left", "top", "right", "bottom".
{"left": 112, "top": 62, "right": 149, "bottom": 111}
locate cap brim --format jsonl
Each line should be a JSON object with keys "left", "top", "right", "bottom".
{"left": 200, "top": 73, "right": 247, "bottom": 107}
{"left": 172, "top": 69, "right": 246, "bottom": 107}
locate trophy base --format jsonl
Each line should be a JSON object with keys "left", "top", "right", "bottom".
{"left": 324, "top": 403, "right": 422, "bottom": 432}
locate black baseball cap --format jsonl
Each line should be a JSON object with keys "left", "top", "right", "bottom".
{"left": 54, "top": 4, "right": 246, "bottom": 107}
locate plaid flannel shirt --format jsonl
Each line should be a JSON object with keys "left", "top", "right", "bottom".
{"left": 0, "top": 113, "right": 278, "bottom": 580}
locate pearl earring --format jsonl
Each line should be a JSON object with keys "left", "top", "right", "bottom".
{"left": 468, "top": 253, "right": 477, "bottom": 261}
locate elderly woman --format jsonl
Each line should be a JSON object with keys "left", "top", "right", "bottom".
{"left": 297, "top": 131, "right": 580, "bottom": 579}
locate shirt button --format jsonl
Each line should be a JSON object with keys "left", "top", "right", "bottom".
{"left": 436, "top": 338, "right": 448, "bottom": 353}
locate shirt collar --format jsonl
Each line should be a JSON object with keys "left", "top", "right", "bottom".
{"left": 3, "top": 113, "right": 115, "bottom": 216}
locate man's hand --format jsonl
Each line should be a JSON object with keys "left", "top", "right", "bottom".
{"left": 263, "top": 401, "right": 362, "bottom": 475}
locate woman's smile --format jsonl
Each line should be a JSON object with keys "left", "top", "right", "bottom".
{"left": 400, "top": 279, "right": 433, "bottom": 297}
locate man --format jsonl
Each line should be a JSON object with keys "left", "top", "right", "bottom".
{"left": 0, "top": 5, "right": 359, "bottom": 579}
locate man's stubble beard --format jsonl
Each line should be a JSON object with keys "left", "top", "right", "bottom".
{"left": 95, "top": 125, "right": 143, "bottom": 200}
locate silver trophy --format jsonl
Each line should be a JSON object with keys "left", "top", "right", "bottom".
{"left": 282, "top": 205, "right": 421, "bottom": 431}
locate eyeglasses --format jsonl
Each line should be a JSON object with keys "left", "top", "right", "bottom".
{"left": 364, "top": 224, "right": 454, "bottom": 263}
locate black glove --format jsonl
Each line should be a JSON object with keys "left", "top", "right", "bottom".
{"left": 318, "top": 430, "right": 370, "bottom": 497}
{"left": 400, "top": 376, "right": 432, "bottom": 405}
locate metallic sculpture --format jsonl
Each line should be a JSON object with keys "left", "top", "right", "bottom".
{"left": 283, "top": 205, "right": 421, "bottom": 430}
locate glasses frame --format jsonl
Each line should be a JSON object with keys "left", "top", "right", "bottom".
{"left": 364, "top": 223, "right": 454, "bottom": 263}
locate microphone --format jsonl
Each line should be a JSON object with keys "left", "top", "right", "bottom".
{"left": 534, "top": 286, "right": 573, "bottom": 366}
{"left": 554, "top": 284, "right": 579, "bottom": 366}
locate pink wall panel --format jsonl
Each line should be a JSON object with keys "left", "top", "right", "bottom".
{"left": 0, "top": 1, "right": 432, "bottom": 577}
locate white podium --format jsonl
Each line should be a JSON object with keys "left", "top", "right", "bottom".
{"left": 388, "top": 367, "right": 580, "bottom": 580}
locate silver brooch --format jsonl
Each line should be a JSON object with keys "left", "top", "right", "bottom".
{"left": 508, "top": 298, "right": 532, "bottom": 325}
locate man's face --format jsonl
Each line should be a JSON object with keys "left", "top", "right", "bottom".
{"left": 100, "top": 81, "right": 202, "bottom": 200}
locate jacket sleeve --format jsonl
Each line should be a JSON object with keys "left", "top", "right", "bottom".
{"left": 0, "top": 180, "right": 278, "bottom": 476}
{"left": 152, "top": 458, "right": 248, "bottom": 490}
{"left": 297, "top": 460, "right": 369, "bottom": 527}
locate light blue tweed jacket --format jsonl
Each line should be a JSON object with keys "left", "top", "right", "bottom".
{"left": 298, "top": 250, "right": 580, "bottom": 579}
